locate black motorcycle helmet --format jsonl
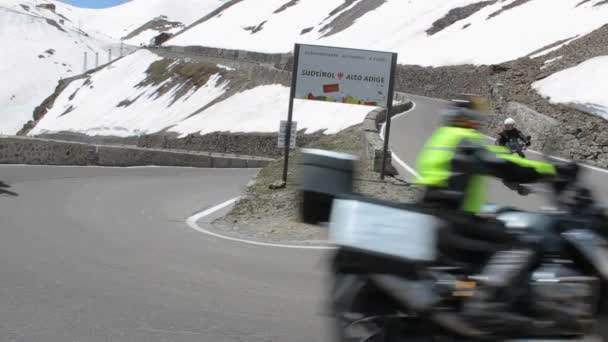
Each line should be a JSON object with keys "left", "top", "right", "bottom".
{"left": 441, "top": 95, "right": 488, "bottom": 129}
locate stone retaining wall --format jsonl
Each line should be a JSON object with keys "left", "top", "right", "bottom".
{"left": 363, "top": 94, "right": 413, "bottom": 174}
{"left": 137, "top": 131, "right": 326, "bottom": 158}
{"left": 0, "top": 136, "right": 271, "bottom": 168}
{"left": 166, "top": 45, "right": 293, "bottom": 71}
{"left": 0, "top": 136, "right": 91, "bottom": 165}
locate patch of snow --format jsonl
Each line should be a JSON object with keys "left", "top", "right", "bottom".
{"left": 533, "top": 56, "right": 608, "bottom": 119}
{"left": 170, "top": 84, "right": 377, "bottom": 136}
{"left": 530, "top": 37, "right": 581, "bottom": 59}
{"left": 29, "top": 50, "right": 229, "bottom": 137}
{"left": 6, "top": 0, "right": 608, "bottom": 136}
{"left": 170, "top": 0, "right": 356, "bottom": 52}
{"left": 121, "top": 27, "right": 181, "bottom": 47}
{"left": 544, "top": 56, "right": 564, "bottom": 65}
{"left": 0, "top": 0, "right": 117, "bottom": 134}
{"left": 30, "top": 58, "right": 374, "bottom": 137}
{"left": 217, "top": 64, "right": 236, "bottom": 71}
{"left": 0, "top": 0, "right": 230, "bottom": 133}
{"left": 170, "top": 0, "right": 608, "bottom": 67}
{"left": 540, "top": 55, "right": 563, "bottom": 69}
{"left": 52, "top": 0, "right": 226, "bottom": 45}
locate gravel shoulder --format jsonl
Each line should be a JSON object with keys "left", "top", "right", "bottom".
{"left": 210, "top": 124, "right": 420, "bottom": 243}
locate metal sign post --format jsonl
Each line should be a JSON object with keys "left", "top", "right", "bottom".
{"left": 282, "top": 44, "right": 301, "bottom": 184}
{"left": 380, "top": 53, "right": 398, "bottom": 180}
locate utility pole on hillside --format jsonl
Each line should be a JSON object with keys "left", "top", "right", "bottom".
{"left": 95, "top": 52, "right": 99, "bottom": 68}
{"left": 108, "top": 49, "right": 112, "bottom": 63}
{"left": 30, "top": 0, "right": 36, "bottom": 23}
{"left": 83, "top": 52, "right": 88, "bottom": 73}
{"left": 120, "top": 41, "right": 124, "bottom": 57}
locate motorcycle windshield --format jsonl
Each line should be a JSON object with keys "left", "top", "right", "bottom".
{"left": 507, "top": 138, "right": 522, "bottom": 151}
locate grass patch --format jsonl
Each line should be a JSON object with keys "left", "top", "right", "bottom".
{"left": 137, "top": 59, "right": 225, "bottom": 105}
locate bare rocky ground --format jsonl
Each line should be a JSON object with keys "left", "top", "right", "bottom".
{"left": 210, "top": 124, "right": 420, "bottom": 244}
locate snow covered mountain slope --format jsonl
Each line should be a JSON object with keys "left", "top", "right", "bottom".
{"left": 29, "top": 49, "right": 228, "bottom": 137}
{"left": 62, "top": 0, "right": 227, "bottom": 46}
{"left": 167, "top": 85, "right": 375, "bottom": 137}
{"left": 533, "top": 56, "right": 608, "bottom": 119}
{"left": 11, "top": 0, "right": 608, "bottom": 139}
{"left": 0, "top": 0, "right": 229, "bottom": 134}
{"left": 28, "top": 50, "right": 373, "bottom": 137}
{"left": 0, "top": 0, "right": 117, "bottom": 134}
{"left": 170, "top": 0, "right": 608, "bottom": 66}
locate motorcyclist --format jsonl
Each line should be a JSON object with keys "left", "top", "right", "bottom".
{"left": 414, "top": 96, "right": 578, "bottom": 334}
{"left": 496, "top": 118, "right": 533, "bottom": 195}
{"left": 497, "top": 118, "right": 530, "bottom": 158}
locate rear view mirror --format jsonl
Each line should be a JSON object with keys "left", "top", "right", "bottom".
{"left": 297, "top": 149, "right": 357, "bottom": 225}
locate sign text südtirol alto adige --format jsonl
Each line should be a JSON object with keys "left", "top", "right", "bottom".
{"left": 294, "top": 44, "right": 394, "bottom": 108}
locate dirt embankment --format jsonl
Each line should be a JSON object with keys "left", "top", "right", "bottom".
{"left": 211, "top": 124, "right": 419, "bottom": 243}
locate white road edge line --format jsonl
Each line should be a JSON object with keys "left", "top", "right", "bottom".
{"left": 186, "top": 197, "right": 336, "bottom": 250}
{"left": 380, "top": 101, "right": 420, "bottom": 178}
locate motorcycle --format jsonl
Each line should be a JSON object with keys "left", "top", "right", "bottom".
{"left": 298, "top": 149, "right": 608, "bottom": 341}
{"left": 498, "top": 135, "right": 533, "bottom": 195}
{"left": 500, "top": 135, "right": 531, "bottom": 158}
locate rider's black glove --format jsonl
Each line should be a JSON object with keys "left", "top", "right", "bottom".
{"left": 552, "top": 162, "right": 579, "bottom": 193}
{"left": 556, "top": 162, "right": 579, "bottom": 180}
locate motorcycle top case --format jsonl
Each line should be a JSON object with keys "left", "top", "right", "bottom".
{"left": 329, "top": 197, "right": 443, "bottom": 262}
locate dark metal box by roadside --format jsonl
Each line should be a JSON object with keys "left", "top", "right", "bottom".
{"left": 298, "top": 148, "right": 356, "bottom": 225}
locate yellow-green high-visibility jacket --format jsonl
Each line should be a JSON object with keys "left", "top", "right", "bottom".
{"left": 414, "top": 126, "right": 556, "bottom": 213}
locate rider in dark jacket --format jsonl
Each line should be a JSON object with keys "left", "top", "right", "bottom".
{"left": 497, "top": 118, "right": 530, "bottom": 158}
{"left": 497, "top": 118, "right": 533, "bottom": 195}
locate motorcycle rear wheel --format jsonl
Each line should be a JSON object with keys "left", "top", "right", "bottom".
{"left": 330, "top": 273, "right": 434, "bottom": 342}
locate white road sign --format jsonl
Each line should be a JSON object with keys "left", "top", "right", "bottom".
{"left": 294, "top": 44, "right": 394, "bottom": 108}
{"left": 278, "top": 120, "right": 297, "bottom": 149}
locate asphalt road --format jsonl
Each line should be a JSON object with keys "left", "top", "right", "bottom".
{"left": 1, "top": 95, "right": 608, "bottom": 342}
{"left": 0, "top": 166, "right": 331, "bottom": 342}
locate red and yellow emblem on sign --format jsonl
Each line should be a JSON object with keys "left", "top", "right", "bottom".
{"left": 323, "top": 83, "right": 340, "bottom": 93}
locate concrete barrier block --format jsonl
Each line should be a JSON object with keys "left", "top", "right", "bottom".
{"left": 360, "top": 100, "right": 413, "bottom": 177}
{"left": 229, "top": 158, "right": 248, "bottom": 168}
{"left": 212, "top": 157, "right": 232, "bottom": 168}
